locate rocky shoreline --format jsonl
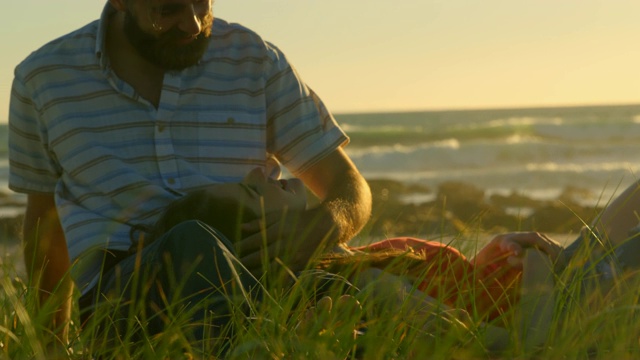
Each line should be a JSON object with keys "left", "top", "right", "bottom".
{"left": 0, "top": 179, "right": 605, "bottom": 246}
{"left": 0, "top": 179, "right": 603, "bottom": 281}
{"left": 365, "top": 179, "right": 604, "bottom": 240}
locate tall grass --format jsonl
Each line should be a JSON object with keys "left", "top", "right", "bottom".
{"left": 1, "top": 226, "right": 640, "bottom": 359}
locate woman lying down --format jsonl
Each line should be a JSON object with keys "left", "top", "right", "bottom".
{"left": 116, "top": 168, "right": 640, "bottom": 354}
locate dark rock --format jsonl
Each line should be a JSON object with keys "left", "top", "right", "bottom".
{"left": 557, "top": 185, "right": 596, "bottom": 205}
{"left": 0, "top": 179, "right": 606, "bottom": 245}
{"left": 436, "top": 181, "right": 485, "bottom": 205}
{"left": 435, "top": 181, "right": 510, "bottom": 226}
{"left": 367, "top": 179, "right": 430, "bottom": 204}
{"left": 490, "top": 192, "right": 543, "bottom": 208}
{"left": 523, "top": 203, "right": 601, "bottom": 233}
{"left": 365, "top": 178, "right": 604, "bottom": 238}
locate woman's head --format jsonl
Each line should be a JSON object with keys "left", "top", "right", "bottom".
{"left": 141, "top": 167, "right": 308, "bottom": 244}
{"left": 236, "top": 167, "right": 307, "bottom": 216}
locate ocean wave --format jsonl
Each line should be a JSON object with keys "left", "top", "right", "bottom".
{"left": 525, "top": 161, "right": 639, "bottom": 173}
{"left": 341, "top": 124, "right": 425, "bottom": 133}
{"left": 346, "top": 139, "right": 461, "bottom": 157}
{"left": 345, "top": 120, "right": 640, "bottom": 148}
{"left": 360, "top": 161, "right": 638, "bottom": 186}
{"left": 486, "top": 116, "right": 564, "bottom": 128}
{"left": 346, "top": 139, "right": 639, "bottom": 173}
{"left": 340, "top": 105, "right": 640, "bottom": 148}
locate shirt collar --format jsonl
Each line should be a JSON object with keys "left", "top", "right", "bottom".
{"left": 95, "top": 2, "right": 116, "bottom": 69}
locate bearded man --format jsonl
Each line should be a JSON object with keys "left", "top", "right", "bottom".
{"left": 8, "top": 0, "right": 371, "bottom": 355}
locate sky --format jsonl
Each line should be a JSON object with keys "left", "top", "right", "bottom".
{"left": 2, "top": 0, "right": 640, "bottom": 122}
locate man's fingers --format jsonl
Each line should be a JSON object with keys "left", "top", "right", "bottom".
{"left": 240, "top": 244, "right": 307, "bottom": 276}
{"left": 239, "top": 249, "right": 262, "bottom": 268}
{"left": 500, "top": 241, "right": 523, "bottom": 257}
{"left": 240, "top": 249, "right": 290, "bottom": 276}
{"left": 498, "top": 232, "right": 562, "bottom": 261}
{"left": 239, "top": 238, "right": 283, "bottom": 268}
{"left": 241, "top": 212, "right": 281, "bottom": 234}
{"left": 538, "top": 233, "right": 562, "bottom": 258}
{"left": 525, "top": 232, "right": 562, "bottom": 259}
{"left": 235, "top": 232, "right": 268, "bottom": 257}
{"left": 507, "top": 255, "right": 524, "bottom": 268}
{"left": 241, "top": 219, "right": 262, "bottom": 234}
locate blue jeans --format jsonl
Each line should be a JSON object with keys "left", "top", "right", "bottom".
{"left": 79, "top": 220, "right": 260, "bottom": 346}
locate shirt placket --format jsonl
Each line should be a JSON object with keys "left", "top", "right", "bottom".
{"left": 154, "top": 73, "right": 182, "bottom": 193}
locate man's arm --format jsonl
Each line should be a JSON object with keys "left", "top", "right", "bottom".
{"left": 296, "top": 147, "right": 372, "bottom": 245}
{"left": 23, "top": 193, "right": 73, "bottom": 345}
{"left": 238, "top": 147, "right": 372, "bottom": 272}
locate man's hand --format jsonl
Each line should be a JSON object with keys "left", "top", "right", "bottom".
{"left": 472, "top": 232, "right": 563, "bottom": 269}
{"left": 236, "top": 207, "right": 336, "bottom": 275}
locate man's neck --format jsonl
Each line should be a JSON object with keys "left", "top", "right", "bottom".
{"left": 106, "top": 12, "right": 164, "bottom": 107}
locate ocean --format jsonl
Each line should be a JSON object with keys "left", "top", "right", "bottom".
{"left": 1, "top": 103, "right": 639, "bottom": 211}
{"left": 336, "top": 104, "right": 640, "bottom": 207}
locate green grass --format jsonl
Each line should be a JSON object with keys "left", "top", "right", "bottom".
{"left": 2, "top": 229, "right": 640, "bottom": 359}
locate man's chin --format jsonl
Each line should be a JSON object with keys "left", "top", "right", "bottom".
{"left": 151, "top": 44, "right": 209, "bottom": 70}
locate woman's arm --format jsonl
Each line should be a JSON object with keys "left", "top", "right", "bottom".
{"left": 592, "top": 180, "right": 640, "bottom": 246}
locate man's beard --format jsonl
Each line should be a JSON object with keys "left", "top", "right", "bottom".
{"left": 123, "top": 10, "right": 213, "bottom": 71}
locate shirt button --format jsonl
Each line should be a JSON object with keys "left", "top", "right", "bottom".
{"left": 167, "top": 178, "right": 176, "bottom": 185}
{"left": 158, "top": 123, "right": 166, "bottom": 132}
{"left": 227, "top": 117, "right": 235, "bottom": 124}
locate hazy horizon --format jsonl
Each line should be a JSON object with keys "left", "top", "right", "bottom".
{"left": 2, "top": 1, "right": 640, "bottom": 123}
{"left": 2, "top": 101, "right": 639, "bottom": 124}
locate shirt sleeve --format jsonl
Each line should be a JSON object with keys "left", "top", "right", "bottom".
{"left": 263, "top": 42, "right": 349, "bottom": 176}
{"left": 8, "top": 72, "right": 61, "bottom": 194}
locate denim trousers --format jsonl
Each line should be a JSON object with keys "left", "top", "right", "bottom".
{"left": 79, "top": 220, "right": 260, "bottom": 345}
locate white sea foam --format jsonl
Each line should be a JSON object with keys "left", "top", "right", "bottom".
{"left": 341, "top": 124, "right": 424, "bottom": 133}
{"left": 525, "top": 161, "right": 639, "bottom": 173}
{"left": 505, "top": 134, "right": 538, "bottom": 144}
{"left": 345, "top": 138, "right": 460, "bottom": 157}
{"left": 534, "top": 122, "right": 640, "bottom": 141}
{"left": 487, "top": 116, "right": 563, "bottom": 127}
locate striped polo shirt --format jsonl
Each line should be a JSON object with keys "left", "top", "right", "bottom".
{"left": 9, "top": 3, "right": 348, "bottom": 292}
